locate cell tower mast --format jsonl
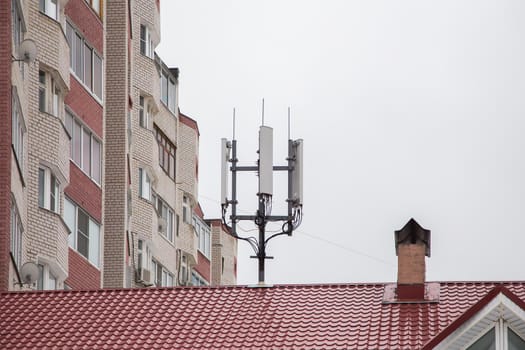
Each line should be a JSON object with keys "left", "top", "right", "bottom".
{"left": 221, "top": 108, "right": 303, "bottom": 284}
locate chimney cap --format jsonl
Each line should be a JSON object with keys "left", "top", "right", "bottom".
{"left": 395, "top": 218, "right": 431, "bottom": 257}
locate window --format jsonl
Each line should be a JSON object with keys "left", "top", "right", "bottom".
{"left": 140, "top": 25, "right": 154, "bottom": 58}
{"left": 12, "top": 89, "right": 25, "bottom": 173}
{"left": 37, "top": 264, "right": 57, "bottom": 290}
{"left": 466, "top": 324, "right": 525, "bottom": 350}
{"left": 138, "top": 168, "right": 151, "bottom": 200}
{"left": 160, "top": 69, "right": 176, "bottom": 113}
{"left": 66, "top": 21, "right": 103, "bottom": 100}
{"left": 10, "top": 200, "right": 23, "bottom": 268}
{"left": 64, "top": 198, "right": 101, "bottom": 267}
{"left": 182, "top": 196, "right": 191, "bottom": 224}
{"left": 12, "top": 0, "right": 24, "bottom": 62}
{"left": 38, "top": 70, "right": 62, "bottom": 117}
{"left": 153, "top": 194, "right": 174, "bottom": 242}
{"left": 38, "top": 167, "right": 59, "bottom": 213}
{"left": 65, "top": 112, "right": 102, "bottom": 184}
{"left": 151, "top": 260, "right": 173, "bottom": 287}
{"left": 194, "top": 216, "right": 211, "bottom": 258}
{"left": 191, "top": 271, "right": 208, "bottom": 286}
{"left": 138, "top": 96, "right": 152, "bottom": 129}
{"left": 154, "top": 125, "right": 176, "bottom": 179}
{"left": 85, "top": 0, "right": 102, "bottom": 17}
{"left": 39, "top": 0, "right": 58, "bottom": 20}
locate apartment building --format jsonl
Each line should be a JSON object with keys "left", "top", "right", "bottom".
{"left": 2, "top": 0, "right": 235, "bottom": 292}
{"left": 104, "top": 0, "right": 236, "bottom": 288}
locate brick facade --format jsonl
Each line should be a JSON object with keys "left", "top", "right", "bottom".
{"left": 65, "top": 248, "right": 101, "bottom": 289}
{"left": 0, "top": 0, "right": 13, "bottom": 291}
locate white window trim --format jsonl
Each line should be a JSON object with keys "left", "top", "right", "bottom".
{"left": 64, "top": 198, "right": 101, "bottom": 268}
{"left": 194, "top": 215, "right": 211, "bottom": 259}
{"left": 139, "top": 168, "right": 152, "bottom": 201}
{"left": 65, "top": 111, "right": 102, "bottom": 185}
{"left": 38, "top": 70, "right": 63, "bottom": 118}
{"left": 12, "top": 87, "right": 26, "bottom": 175}
{"left": 39, "top": 0, "right": 59, "bottom": 21}
{"left": 433, "top": 292, "right": 525, "bottom": 350}
{"left": 66, "top": 20, "right": 104, "bottom": 102}
{"left": 138, "top": 95, "right": 152, "bottom": 129}
{"left": 10, "top": 198, "right": 23, "bottom": 269}
{"left": 38, "top": 166, "right": 60, "bottom": 213}
{"left": 182, "top": 195, "right": 191, "bottom": 224}
{"left": 140, "top": 24, "right": 154, "bottom": 58}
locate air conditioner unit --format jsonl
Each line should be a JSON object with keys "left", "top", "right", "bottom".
{"left": 158, "top": 217, "right": 167, "bottom": 234}
{"left": 140, "top": 268, "right": 154, "bottom": 286}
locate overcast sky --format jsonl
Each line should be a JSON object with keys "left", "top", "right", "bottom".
{"left": 157, "top": 1, "right": 525, "bottom": 285}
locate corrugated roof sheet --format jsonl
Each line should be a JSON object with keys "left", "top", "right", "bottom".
{"left": 2, "top": 282, "right": 525, "bottom": 349}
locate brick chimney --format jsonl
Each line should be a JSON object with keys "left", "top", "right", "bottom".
{"left": 394, "top": 218, "right": 430, "bottom": 300}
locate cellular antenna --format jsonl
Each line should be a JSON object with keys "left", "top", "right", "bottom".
{"left": 262, "top": 98, "right": 265, "bottom": 126}
{"left": 221, "top": 106, "right": 304, "bottom": 284}
{"left": 288, "top": 107, "right": 291, "bottom": 140}
{"left": 232, "top": 108, "right": 236, "bottom": 140}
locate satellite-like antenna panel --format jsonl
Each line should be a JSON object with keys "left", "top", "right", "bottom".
{"left": 292, "top": 139, "right": 303, "bottom": 206}
{"left": 18, "top": 39, "right": 38, "bottom": 63}
{"left": 20, "top": 262, "right": 39, "bottom": 285}
{"left": 259, "top": 126, "right": 273, "bottom": 196}
{"left": 220, "top": 138, "right": 230, "bottom": 205}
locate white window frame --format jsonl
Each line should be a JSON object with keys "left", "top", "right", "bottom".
{"left": 138, "top": 96, "right": 151, "bottom": 129}
{"left": 10, "top": 199, "right": 23, "bottom": 268}
{"left": 160, "top": 68, "right": 177, "bottom": 113}
{"left": 140, "top": 24, "right": 154, "bottom": 58}
{"left": 154, "top": 194, "right": 174, "bottom": 243}
{"left": 38, "top": 167, "right": 59, "bottom": 213}
{"left": 182, "top": 196, "right": 192, "bottom": 224}
{"left": 66, "top": 21, "right": 104, "bottom": 101}
{"left": 39, "top": 0, "right": 58, "bottom": 20}
{"left": 12, "top": 88, "right": 25, "bottom": 174}
{"left": 38, "top": 70, "right": 62, "bottom": 118}
{"left": 138, "top": 168, "right": 151, "bottom": 201}
{"left": 37, "top": 263, "right": 57, "bottom": 290}
{"left": 64, "top": 198, "right": 101, "bottom": 268}
{"left": 434, "top": 292, "right": 525, "bottom": 350}
{"left": 151, "top": 260, "right": 173, "bottom": 287}
{"left": 194, "top": 216, "right": 211, "bottom": 258}
{"left": 191, "top": 270, "right": 209, "bottom": 286}
{"left": 65, "top": 111, "right": 102, "bottom": 184}
{"left": 84, "top": 0, "right": 102, "bottom": 17}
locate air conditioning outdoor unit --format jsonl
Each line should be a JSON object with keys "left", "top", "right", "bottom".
{"left": 139, "top": 268, "right": 154, "bottom": 286}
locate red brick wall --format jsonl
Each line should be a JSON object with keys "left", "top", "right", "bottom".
{"left": 65, "top": 164, "right": 102, "bottom": 223}
{"left": 65, "top": 0, "right": 103, "bottom": 54}
{"left": 65, "top": 248, "right": 101, "bottom": 289}
{"left": 64, "top": 78, "right": 103, "bottom": 137}
{"left": 397, "top": 243, "right": 426, "bottom": 285}
{"left": 0, "top": 1, "right": 12, "bottom": 291}
{"left": 195, "top": 251, "right": 211, "bottom": 283}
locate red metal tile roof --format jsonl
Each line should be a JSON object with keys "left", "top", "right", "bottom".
{"left": 2, "top": 282, "right": 525, "bottom": 349}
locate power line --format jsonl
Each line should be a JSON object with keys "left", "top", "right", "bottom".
{"left": 198, "top": 194, "right": 395, "bottom": 267}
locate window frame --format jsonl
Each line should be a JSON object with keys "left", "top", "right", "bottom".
{"left": 66, "top": 21, "right": 104, "bottom": 101}
{"left": 138, "top": 168, "right": 152, "bottom": 201}
{"left": 153, "top": 193, "right": 174, "bottom": 243}
{"left": 10, "top": 198, "right": 23, "bottom": 269}
{"left": 151, "top": 259, "right": 174, "bottom": 287}
{"left": 182, "top": 195, "right": 191, "bottom": 224}
{"left": 11, "top": 88, "right": 26, "bottom": 175}
{"left": 140, "top": 24, "right": 154, "bottom": 58}
{"left": 154, "top": 125, "right": 176, "bottom": 180}
{"left": 39, "top": 0, "right": 59, "bottom": 21}
{"left": 64, "top": 197, "right": 101, "bottom": 268}
{"left": 38, "top": 70, "right": 62, "bottom": 118}
{"left": 38, "top": 166, "right": 60, "bottom": 213}
{"left": 65, "top": 111, "right": 102, "bottom": 185}
{"left": 159, "top": 68, "right": 177, "bottom": 113}
{"left": 37, "top": 263, "right": 58, "bottom": 290}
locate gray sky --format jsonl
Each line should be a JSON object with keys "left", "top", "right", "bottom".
{"left": 157, "top": 0, "right": 525, "bottom": 285}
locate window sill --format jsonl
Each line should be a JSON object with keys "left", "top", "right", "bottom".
{"left": 70, "top": 161, "right": 102, "bottom": 188}
{"left": 158, "top": 232, "right": 175, "bottom": 247}
{"left": 70, "top": 247, "right": 101, "bottom": 271}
